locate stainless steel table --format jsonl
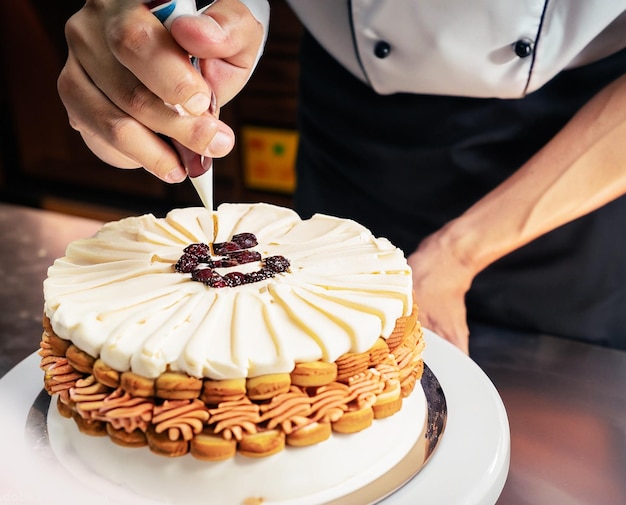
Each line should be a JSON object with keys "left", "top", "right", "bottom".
{"left": 1, "top": 202, "right": 624, "bottom": 505}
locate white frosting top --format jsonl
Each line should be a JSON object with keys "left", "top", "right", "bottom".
{"left": 44, "top": 203, "right": 413, "bottom": 380}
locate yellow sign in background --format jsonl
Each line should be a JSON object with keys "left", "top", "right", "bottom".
{"left": 242, "top": 126, "right": 298, "bottom": 194}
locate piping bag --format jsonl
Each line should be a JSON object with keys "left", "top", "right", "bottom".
{"left": 145, "top": 0, "right": 217, "bottom": 228}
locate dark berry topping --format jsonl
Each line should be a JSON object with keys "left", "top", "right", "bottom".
{"left": 213, "top": 233, "right": 258, "bottom": 254}
{"left": 183, "top": 243, "right": 211, "bottom": 257}
{"left": 175, "top": 253, "right": 200, "bottom": 273}
{"left": 192, "top": 268, "right": 227, "bottom": 288}
{"left": 210, "top": 257, "right": 239, "bottom": 269}
{"left": 174, "top": 233, "right": 291, "bottom": 288}
{"left": 263, "top": 255, "right": 290, "bottom": 273}
{"left": 244, "top": 268, "right": 273, "bottom": 284}
{"left": 212, "top": 241, "right": 240, "bottom": 255}
{"left": 232, "top": 232, "right": 258, "bottom": 249}
{"left": 190, "top": 268, "right": 212, "bottom": 283}
{"left": 229, "top": 250, "right": 262, "bottom": 265}
{"left": 224, "top": 271, "right": 246, "bottom": 287}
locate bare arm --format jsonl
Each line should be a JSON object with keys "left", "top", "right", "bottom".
{"left": 409, "top": 73, "right": 626, "bottom": 353}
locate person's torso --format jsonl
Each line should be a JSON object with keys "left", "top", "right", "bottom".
{"left": 287, "top": 0, "right": 626, "bottom": 98}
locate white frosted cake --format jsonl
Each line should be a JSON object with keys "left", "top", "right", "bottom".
{"left": 39, "top": 202, "right": 426, "bottom": 503}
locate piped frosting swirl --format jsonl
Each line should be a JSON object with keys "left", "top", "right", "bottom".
{"left": 44, "top": 203, "right": 412, "bottom": 380}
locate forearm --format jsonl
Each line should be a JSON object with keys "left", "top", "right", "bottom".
{"left": 440, "top": 73, "right": 626, "bottom": 273}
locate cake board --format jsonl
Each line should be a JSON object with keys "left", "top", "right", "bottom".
{"left": 0, "top": 329, "right": 509, "bottom": 504}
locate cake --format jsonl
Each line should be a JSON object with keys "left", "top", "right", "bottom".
{"left": 39, "top": 202, "right": 425, "bottom": 462}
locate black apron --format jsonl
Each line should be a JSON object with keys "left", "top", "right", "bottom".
{"left": 294, "top": 31, "right": 626, "bottom": 350}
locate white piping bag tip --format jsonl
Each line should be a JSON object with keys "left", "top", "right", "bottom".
{"left": 190, "top": 157, "right": 214, "bottom": 211}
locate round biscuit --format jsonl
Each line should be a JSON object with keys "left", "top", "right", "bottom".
{"left": 238, "top": 429, "right": 285, "bottom": 458}
{"left": 290, "top": 361, "right": 337, "bottom": 387}
{"left": 246, "top": 373, "right": 291, "bottom": 401}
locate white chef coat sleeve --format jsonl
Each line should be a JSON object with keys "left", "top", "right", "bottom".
{"left": 287, "top": 0, "right": 626, "bottom": 99}
{"left": 238, "top": 0, "right": 270, "bottom": 72}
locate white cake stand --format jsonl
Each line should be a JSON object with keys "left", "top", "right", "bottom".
{"left": 0, "top": 330, "right": 509, "bottom": 505}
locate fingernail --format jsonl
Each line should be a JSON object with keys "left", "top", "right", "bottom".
{"left": 204, "top": 131, "right": 233, "bottom": 156}
{"left": 201, "top": 156, "right": 213, "bottom": 171}
{"left": 164, "top": 166, "right": 187, "bottom": 183}
{"left": 184, "top": 92, "right": 212, "bottom": 116}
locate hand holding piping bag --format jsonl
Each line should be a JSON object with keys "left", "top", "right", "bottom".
{"left": 57, "top": 0, "right": 266, "bottom": 183}
{"left": 145, "top": 0, "right": 216, "bottom": 215}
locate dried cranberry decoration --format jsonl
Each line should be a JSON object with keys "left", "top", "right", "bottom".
{"left": 174, "top": 232, "right": 290, "bottom": 288}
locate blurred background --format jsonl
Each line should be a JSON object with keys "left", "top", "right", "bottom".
{"left": 0, "top": 0, "right": 301, "bottom": 221}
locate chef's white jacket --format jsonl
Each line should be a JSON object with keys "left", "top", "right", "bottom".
{"left": 285, "top": 0, "right": 626, "bottom": 98}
